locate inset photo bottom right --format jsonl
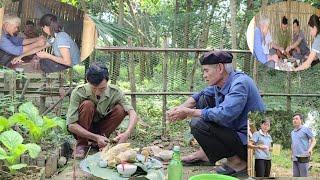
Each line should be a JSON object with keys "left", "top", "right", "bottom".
{"left": 248, "top": 111, "right": 318, "bottom": 178}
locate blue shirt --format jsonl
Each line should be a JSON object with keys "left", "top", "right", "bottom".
{"left": 252, "top": 130, "right": 273, "bottom": 160}
{"left": 311, "top": 34, "right": 320, "bottom": 59}
{"left": 0, "top": 33, "right": 23, "bottom": 56}
{"left": 49, "top": 32, "right": 80, "bottom": 66}
{"left": 192, "top": 71, "right": 266, "bottom": 145}
{"left": 254, "top": 27, "right": 268, "bottom": 64}
{"left": 291, "top": 126, "right": 314, "bottom": 162}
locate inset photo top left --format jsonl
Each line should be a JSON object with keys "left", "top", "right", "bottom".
{"left": 0, "top": 0, "right": 96, "bottom": 73}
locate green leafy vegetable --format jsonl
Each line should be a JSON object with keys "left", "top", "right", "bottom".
{"left": 0, "top": 130, "right": 41, "bottom": 173}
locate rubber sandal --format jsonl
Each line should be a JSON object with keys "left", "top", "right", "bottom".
{"left": 182, "top": 158, "right": 213, "bottom": 166}
{"left": 73, "top": 145, "right": 87, "bottom": 159}
{"left": 215, "top": 165, "right": 247, "bottom": 177}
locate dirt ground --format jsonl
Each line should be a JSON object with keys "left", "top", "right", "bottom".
{"left": 270, "top": 161, "right": 320, "bottom": 178}
{"left": 49, "top": 145, "right": 247, "bottom": 180}
{"left": 50, "top": 160, "right": 215, "bottom": 180}
{"left": 49, "top": 155, "right": 320, "bottom": 180}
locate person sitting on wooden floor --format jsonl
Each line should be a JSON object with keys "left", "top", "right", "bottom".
{"left": 0, "top": 14, "right": 46, "bottom": 68}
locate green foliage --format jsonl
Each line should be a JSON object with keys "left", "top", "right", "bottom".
{"left": 8, "top": 102, "right": 66, "bottom": 143}
{"left": 272, "top": 148, "right": 320, "bottom": 175}
{"left": 251, "top": 111, "right": 295, "bottom": 149}
{"left": 0, "top": 116, "right": 14, "bottom": 133}
{"left": 90, "top": 15, "right": 137, "bottom": 46}
{"left": 0, "top": 130, "right": 41, "bottom": 173}
{"left": 18, "top": 102, "right": 42, "bottom": 126}
{"left": 271, "top": 148, "right": 293, "bottom": 169}
{"left": 0, "top": 94, "right": 24, "bottom": 117}
{"left": 60, "top": 0, "right": 78, "bottom": 6}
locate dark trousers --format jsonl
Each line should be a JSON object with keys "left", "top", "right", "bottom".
{"left": 40, "top": 58, "right": 70, "bottom": 73}
{"left": 190, "top": 95, "right": 247, "bottom": 165}
{"left": 75, "top": 100, "right": 127, "bottom": 146}
{"left": 255, "top": 159, "right": 271, "bottom": 177}
{"left": 0, "top": 49, "right": 15, "bottom": 67}
{"left": 0, "top": 49, "right": 69, "bottom": 73}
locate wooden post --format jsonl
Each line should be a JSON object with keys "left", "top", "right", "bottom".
{"left": 162, "top": 37, "right": 169, "bottom": 135}
{"left": 128, "top": 37, "right": 137, "bottom": 110}
{"left": 248, "top": 147, "right": 254, "bottom": 176}
{"left": 20, "top": 154, "right": 30, "bottom": 164}
{"left": 19, "top": 78, "right": 30, "bottom": 101}
{"left": 189, "top": 52, "right": 199, "bottom": 92}
{"left": 4, "top": 70, "right": 16, "bottom": 98}
{"left": 16, "top": 68, "right": 25, "bottom": 90}
{"left": 286, "top": 71, "right": 292, "bottom": 112}
{"left": 39, "top": 73, "right": 46, "bottom": 114}
{"left": 253, "top": 58, "right": 258, "bottom": 83}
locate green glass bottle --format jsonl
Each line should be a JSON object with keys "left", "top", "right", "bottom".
{"left": 168, "top": 146, "right": 183, "bottom": 180}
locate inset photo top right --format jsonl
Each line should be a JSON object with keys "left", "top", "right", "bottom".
{"left": 247, "top": 1, "right": 320, "bottom": 72}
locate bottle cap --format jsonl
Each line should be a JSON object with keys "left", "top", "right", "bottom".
{"left": 173, "top": 146, "right": 180, "bottom": 152}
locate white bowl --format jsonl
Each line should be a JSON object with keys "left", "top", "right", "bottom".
{"left": 158, "top": 150, "right": 173, "bottom": 161}
{"left": 116, "top": 164, "right": 137, "bottom": 177}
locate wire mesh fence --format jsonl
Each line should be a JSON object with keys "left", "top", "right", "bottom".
{"left": 91, "top": 48, "right": 320, "bottom": 112}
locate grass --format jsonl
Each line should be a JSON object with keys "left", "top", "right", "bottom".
{"left": 272, "top": 149, "right": 292, "bottom": 169}
{"left": 271, "top": 148, "right": 320, "bottom": 176}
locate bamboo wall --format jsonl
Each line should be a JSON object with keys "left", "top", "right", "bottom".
{"left": 255, "top": 1, "right": 319, "bottom": 47}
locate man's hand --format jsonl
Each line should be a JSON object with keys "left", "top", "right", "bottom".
{"left": 307, "top": 148, "right": 313, "bottom": 156}
{"left": 285, "top": 46, "right": 292, "bottom": 53}
{"left": 113, "top": 132, "right": 130, "bottom": 144}
{"left": 294, "top": 62, "right": 310, "bottom": 71}
{"left": 278, "top": 47, "right": 284, "bottom": 53}
{"left": 96, "top": 135, "right": 109, "bottom": 148}
{"left": 258, "top": 144, "right": 269, "bottom": 151}
{"left": 11, "top": 57, "right": 24, "bottom": 65}
{"left": 166, "top": 106, "right": 191, "bottom": 122}
{"left": 36, "top": 51, "right": 50, "bottom": 59}
{"left": 36, "top": 35, "right": 46, "bottom": 46}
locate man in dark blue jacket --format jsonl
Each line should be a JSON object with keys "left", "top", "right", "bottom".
{"left": 167, "top": 51, "right": 265, "bottom": 176}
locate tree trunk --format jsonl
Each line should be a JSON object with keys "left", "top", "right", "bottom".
{"left": 190, "top": 0, "right": 215, "bottom": 92}
{"left": 169, "top": 0, "right": 180, "bottom": 90}
{"left": 230, "top": 0, "right": 237, "bottom": 68}
{"left": 128, "top": 38, "right": 137, "bottom": 110}
{"left": 182, "top": 0, "right": 191, "bottom": 83}
{"left": 111, "top": 0, "right": 124, "bottom": 84}
{"left": 172, "top": 0, "right": 180, "bottom": 48}
{"left": 126, "top": 0, "right": 147, "bottom": 82}
{"left": 243, "top": 1, "right": 253, "bottom": 74}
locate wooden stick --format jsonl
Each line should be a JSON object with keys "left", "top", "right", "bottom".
{"left": 41, "top": 88, "right": 73, "bottom": 116}
{"left": 72, "top": 143, "right": 77, "bottom": 180}
{"left": 19, "top": 78, "right": 30, "bottom": 101}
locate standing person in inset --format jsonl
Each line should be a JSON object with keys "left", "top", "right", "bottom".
{"left": 276, "top": 16, "right": 291, "bottom": 58}
{"left": 249, "top": 119, "right": 272, "bottom": 177}
{"left": 291, "top": 113, "right": 316, "bottom": 177}
{"left": 0, "top": 14, "right": 46, "bottom": 67}
{"left": 295, "top": 14, "right": 320, "bottom": 71}
{"left": 253, "top": 17, "right": 283, "bottom": 68}
{"left": 13, "top": 14, "right": 80, "bottom": 73}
